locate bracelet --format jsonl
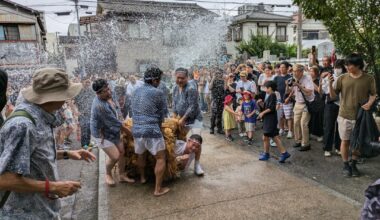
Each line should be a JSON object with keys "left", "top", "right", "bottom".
{"left": 45, "top": 178, "right": 50, "bottom": 199}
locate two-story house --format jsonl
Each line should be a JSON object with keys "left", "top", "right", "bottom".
{"left": 226, "top": 5, "right": 293, "bottom": 60}
{"left": 0, "top": 0, "right": 46, "bottom": 67}
{"left": 96, "top": 0, "right": 217, "bottom": 74}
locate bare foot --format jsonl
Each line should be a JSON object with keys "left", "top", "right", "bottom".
{"left": 154, "top": 187, "right": 170, "bottom": 197}
{"left": 119, "top": 175, "right": 135, "bottom": 183}
{"left": 105, "top": 174, "right": 116, "bottom": 187}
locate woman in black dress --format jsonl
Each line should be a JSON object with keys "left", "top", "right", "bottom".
{"left": 258, "top": 81, "right": 290, "bottom": 163}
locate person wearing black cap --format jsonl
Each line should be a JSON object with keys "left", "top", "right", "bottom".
{"left": 131, "top": 67, "right": 170, "bottom": 196}
{"left": 246, "top": 63, "right": 258, "bottom": 84}
{"left": 0, "top": 69, "right": 8, "bottom": 125}
{"left": 90, "top": 79, "right": 135, "bottom": 187}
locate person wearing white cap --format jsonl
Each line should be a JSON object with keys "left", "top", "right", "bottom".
{"left": 0, "top": 68, "right": 96, "bottom": 219}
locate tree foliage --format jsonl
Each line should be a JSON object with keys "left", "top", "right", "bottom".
{"left": 293, "top": 0, "right": 380, "bottom": 92}
{"left": 236, "top": 34, "right": 297, "bottom": 59}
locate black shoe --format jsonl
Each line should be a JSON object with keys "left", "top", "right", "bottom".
{"left": 351, "top": 161, "right": 361, "bottom": 177}
{"left": 217, "top": 130, "right": 224, "bottom": 135}
{"left": 293, "top": 143, "right": 301, "bottom": 148}
{"left": 247, "top": 140, "right": 253, "bottom": 146}
{"left": 342, "top": 165, "right": 352, "bottom": 177}
{"left": 210, "top": 130, "right": 214, "bottom": 134}
{"left": 299, "top": 145, "right": 311, "bottom": 151}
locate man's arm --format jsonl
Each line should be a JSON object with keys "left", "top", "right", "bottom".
{"left": 0, "top": 172, "right": 81, "bottom": 198}
{"left": 57, "top": 149, "right": 96, "bottom": 162}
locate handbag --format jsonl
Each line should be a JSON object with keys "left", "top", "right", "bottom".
{"left": 299, "top": 89, "right": 323, "bottom": 113}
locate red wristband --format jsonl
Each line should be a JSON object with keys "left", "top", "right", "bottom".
{"left": 45, "top": 178, "right": 50, "bottom": 199}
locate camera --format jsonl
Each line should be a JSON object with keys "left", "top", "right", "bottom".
{"left": 287, "top": 78, "right": 296, "bottom": 87}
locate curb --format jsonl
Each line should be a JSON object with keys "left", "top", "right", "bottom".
{"left": 97, "top": 149, "right": 109, "bottom": 220}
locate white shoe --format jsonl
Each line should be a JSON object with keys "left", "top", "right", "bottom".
{"left": 286, "top": 131, "right": 293, "bottom": 139}
{"left": 194, "top": 163, "right": 204, "bottom": 176}
{"left": 270, "top": 139, "right": 277, "bottom": 147}
{"left": 324, "top": 151, "right": 332, "bottom": 157}
{"left": 279, "top": 129, "right": 285, "bottom": 136}
{"left": 335, "top": 149, "right": 341, "bottom": 155}
{"left": 239, "top": 133, "right": 244, "bottom": 137}
{"left": 317, "top": 137, "right": 323, "bottom": 142}
{"left": 243, "top": 133, "right": 247, "bottom": 137}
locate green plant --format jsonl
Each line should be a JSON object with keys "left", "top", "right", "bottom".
{"left": 293, "top": 0, "right": 380, "bottom": 93}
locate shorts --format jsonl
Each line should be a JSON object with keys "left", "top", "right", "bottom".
{"left": 134, "top": 137, "right": 166, "bottom": 155}
{"left": 245, "top": 122, "right": 255, "bottom": 132}
{"left": 264, "top": 129, "right": 279, "bottom": 138}
{"left": 282, "top": 103, "right": 294, "bottom": 119}
{"left": 337, "top": 116, "right": 356, "bottom": 141}
{"left": 93, "top": 137, "right": 115, "bottom": 149}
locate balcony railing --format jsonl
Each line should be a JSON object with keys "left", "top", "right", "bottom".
{"left": 276, "top": 35, "right": 288, "bottom": 42}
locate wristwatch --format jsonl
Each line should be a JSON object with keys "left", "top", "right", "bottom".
{"left": 63, "top": 151, "right": 69, "bottom": 160}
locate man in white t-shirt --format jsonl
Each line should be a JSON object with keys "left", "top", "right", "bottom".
{"left": 236, "top": 71, "right": 257, "bottom": 100}
{"left": 175, "top": 134, "right": 204, "bottom": 176}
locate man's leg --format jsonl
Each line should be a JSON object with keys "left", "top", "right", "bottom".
{"left": 300, "top": 109, "right": 311, "bottom": 146}
{"left": 137, "top": 152, "right": 147, "bottom": 183}
{"left": 293, "top": 104, "right": 302, "bottom": 145}
{"left": 116, "top": 142, "right": 135, "bottom": 183}
{"left": 102, "top": 146, "right": 120, "bottom": 186}
{"left": 154, "top": 150, "right": 170, "bottom": 196}
{"left": 323, "top": 103, "right": 334, "bottom": 151}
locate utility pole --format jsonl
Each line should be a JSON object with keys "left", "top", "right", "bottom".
{"left": 73, "top": 0, "right": 86, "bottom": 79}
{"left": 297, "top": 5, "right": 303, "bottom": 60}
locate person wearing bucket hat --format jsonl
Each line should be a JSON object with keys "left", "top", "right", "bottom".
{"left": 0, "top": 67, "right": 96, "bottom": 219}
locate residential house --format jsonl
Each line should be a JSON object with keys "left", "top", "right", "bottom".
{"left": 95, "top": 0, "right": 217, "bottom": 74}
{"left": 292, "top": 13, "right": 334, "bottom": 59}
{"left": 0, "top": 0, "right": 46, "bottom": 67}
{"left": 226, "top": 5, "right": 293, "bottom": 59}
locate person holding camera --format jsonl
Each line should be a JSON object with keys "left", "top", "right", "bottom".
{"left": 286, "top": 64, "right": 315, "bottom": 151}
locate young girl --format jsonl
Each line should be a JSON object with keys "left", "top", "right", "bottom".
{"left": 241, "top": 91, "right": 256, "bottom": 146}
{"left": 223, "top": 95, "right": 238, "bottom": 141}
{"left": 235, "top": 97, "right": 246, "bottom": 137}
{"left": 258, "top": 81, "right": 291, "bottom": 163}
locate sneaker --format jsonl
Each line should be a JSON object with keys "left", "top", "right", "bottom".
{"left": 342, "top": 165, "right": 352, "bottom": 177}
{"left": 351, "top": 161, "right": 361, "bottom": 177}
{"left": 225, "top": 136, "right": 233, "bottom": 142}
{"left": 324, "top": 151, "right": 332, "bottom": 157}
{"left": 317, "top": 136, "right": 323, "bottom": 142}
{"left": 293, "top": 143, "right": 301, "bottom": 148}
{"left": 286, "top": 131, "right": 293, "bottom": 139}
{"left": 259, "top": 152, "right": 270, "bottom": 161}
{"left": 247, "top": 140, "right": 254, "bottom": 146}
{"left": 299, "top": 145, "right": 311, "bottom": 152}
{"left": 279, "top": 152, "right": 291, "bottom": 163}
{"left": 279, "top": 129, "right": 285, "bottom": 136}
{"left": 194, "top": 163, "right": 204, "bottom": 176}
{"left": 270, "top": 139, "right": 277, "bottom": 147}
{"left": 239, "top": 133, "right": 244, "bottom": 137}
{"left": 335, "top": 149, "right": 341, "bottom": 155}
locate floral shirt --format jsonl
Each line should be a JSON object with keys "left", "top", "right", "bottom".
{"left": 131, "top": 83, "right": 167, "bottom": 138}
{"left": 172, "top": 83, "right": 202, "bottom": 124}
{"left": 0, "top": 101, "right": 60, "bottom": 219}
{"left": 90, "top": 96, "right": 122, "bottom": 145}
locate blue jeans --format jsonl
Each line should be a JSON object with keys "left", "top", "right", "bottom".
{"left": 199, "top": 93, "right": 208, "bottom": 112}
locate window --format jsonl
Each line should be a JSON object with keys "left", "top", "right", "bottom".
{"left": 163, "top": 27, "right": 187, "bottom": 46}
{"left": 276, "top": 26, "right": 287, "bottom": 42}
{"left": 0, "top": 25, "right": 20, "bottom": 40}
{"left": 303, "top": 30, "right": 319, "bottom": 40}
{"left": 257, "top": 26, "right": 268, "bottom": 36}
{"left": 127, "top": 22, "right": 150, "bottom": 39}
{"left": 232, "top": 26, "right": 242, "bottom": 42}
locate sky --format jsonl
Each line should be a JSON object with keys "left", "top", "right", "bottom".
{"left": 11, "top": 0, "right": 296, "bottom": 35}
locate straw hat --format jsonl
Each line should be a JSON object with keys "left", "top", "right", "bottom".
{"left": 22, "top": 68, "right": 82, "bottom": 104}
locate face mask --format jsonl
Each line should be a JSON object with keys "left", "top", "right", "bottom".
{"left": 334, "top": 68, "right": 342, "bottom": 75}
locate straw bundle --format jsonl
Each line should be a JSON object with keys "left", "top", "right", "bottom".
{"left": 121, "top": 118, "right": 188, "bottom": 180}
